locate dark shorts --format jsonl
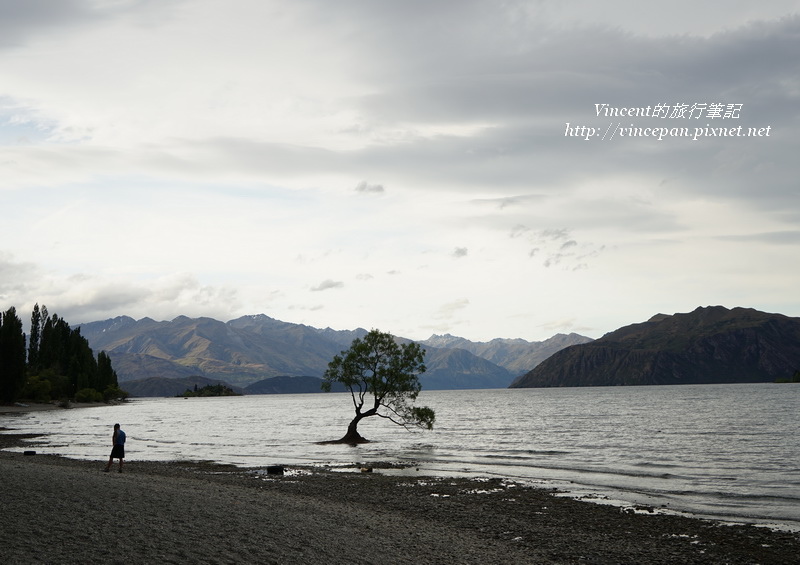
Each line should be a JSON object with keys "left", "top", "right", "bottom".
{"left": 110, "top": 445, "right": 125, "bottom": 459}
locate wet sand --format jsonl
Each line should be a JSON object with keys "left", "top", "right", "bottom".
{"left": 0, "top": 402, "right": 107, "bottom": 414}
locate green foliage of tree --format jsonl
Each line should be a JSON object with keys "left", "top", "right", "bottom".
{"left": 75, "top": 387, "right": 103, "bottom": 403}
{"left": 103, "top": 385, "right": 129, "bottom": 402}
{"left": 21, "top": 374, "right": 52, "bottom": 403}
{"left": 0, "top": 307, "right": 27, "bottom": 403}
{"left": 777, "top": 369, "right": 800, "bottom": 383}
{"left": 322, "top": 329, "right": 435, "bottom": 444}
{"left": 34, "top": 368, "right": 70, "bottom": 402}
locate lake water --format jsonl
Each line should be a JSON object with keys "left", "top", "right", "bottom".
{"left": 2, "top": 383, "right": 798, "bottom": 531}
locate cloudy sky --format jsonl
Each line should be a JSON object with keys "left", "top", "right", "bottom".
{"left": 1, "top": 1, "right": 799, "bottom": 342}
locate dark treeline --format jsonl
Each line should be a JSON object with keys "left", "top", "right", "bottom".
{"left": 178, "top": 383, "right": 240, "bottom": 397}
{"left": 0, "top": 304, "right": 127, "bottom": 404}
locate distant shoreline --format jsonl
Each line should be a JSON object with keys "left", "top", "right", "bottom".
{"left": 0, "top": 401, "right": 119, "bottom": 415}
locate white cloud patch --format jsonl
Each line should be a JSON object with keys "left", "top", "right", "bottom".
{"left": 311, "top": 279, "right": 345, "bottom": 292}
{"left": 434, "top": 298, "right": 470, "bottom": 320}
{"left": 538, "top": 317, "right": 596, "bottom": 335}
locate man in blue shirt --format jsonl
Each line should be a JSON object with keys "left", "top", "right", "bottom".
{"left": 104, "top": 423, "right": 126, "bottom": 473}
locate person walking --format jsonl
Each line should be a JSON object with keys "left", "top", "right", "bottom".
{"left": 104, "top": 423, "right": 126, "bottom": 473}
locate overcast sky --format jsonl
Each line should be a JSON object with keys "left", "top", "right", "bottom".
{"left": 1, "top": 0, "right": 799, "bottom": 342}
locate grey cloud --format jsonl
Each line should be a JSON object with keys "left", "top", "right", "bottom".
{"left": 0, "top": 0, "right": 183, "bottom": 49}
{"left": 0, "top": 253, "right": 40, "bottom": 296}
{"left": 311, "top": 279, "right": 344, "bottom": 291}
{"left": 343, "top": 13, "right": 800, "bottom": 217}
{"left": 472, "top": 194, "right": 546, "bottom": 209}
{"left": 84, "top": 284, "right": 150, "bottom": 311}
{"left": 540, "top": 229, "right": 571, "bottom": 241}
{"left": 716, "top": 231, "right": 800, "bottom": 245}
{"left": 0, "top": 0, "right": 89, "bottom": 47}
{"left": 289, "top": 304, "right": 324, "bottom": 312}
{"left": 173, "top": 30, "right": 795, "bottom": 218}
{"left": 355, "top": 181, "right": 385, "bottom": 194}
{"left": 355, "top": 14, "right": 800, "bottom": 125}
{"left": 510, "top": 225, "right": 530, "bottom": 239}
{"left": 31, "top": 4, "right": 800, "bottom": 217}
{"left": 10, "top": 3, "right": 793, "bottom": 246}
{"left": 452, "top": 247, "right": 468, "bottom": 258}
{"left": 513, "top": 227, "right": 604, "bottom": 269}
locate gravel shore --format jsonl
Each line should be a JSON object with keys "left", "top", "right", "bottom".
{"left": 1, "top": 432, "right": 798, "bottom": 564}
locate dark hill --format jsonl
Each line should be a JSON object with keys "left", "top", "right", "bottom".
{"left": 421, "top": 348, "right": 513, "bottom": 389}
{"left": 510, "top": 306, "right": 800, "bottom": 388}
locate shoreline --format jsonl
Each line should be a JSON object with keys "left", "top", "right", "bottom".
{"left": 0, "top": 401, "right": 115, "bottom": 415}
{"left": 1, "top": 433, "right": 798, "bottom": 564}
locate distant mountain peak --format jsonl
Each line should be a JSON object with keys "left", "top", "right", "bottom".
{"left": 235, "top": 313, "right": 276, "bottom": 322}
{"left": 423, "top": 334, "right": 468, "bottom": 347}
{"left": 647, "top": 313, "right": 671, "bottom": 323}
{"left": 420, "top": 331, "right": 593, "bottom": 376}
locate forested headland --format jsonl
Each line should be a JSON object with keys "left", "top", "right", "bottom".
{"left": 178, "top": 383, "right": 240, "bottom": 397}
{"left": 0, "top": 304, "right": 127, "bottom": 405}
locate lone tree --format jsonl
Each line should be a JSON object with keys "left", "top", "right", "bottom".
{"left": 322, "top": 329, "right": 435, "bottom": 444}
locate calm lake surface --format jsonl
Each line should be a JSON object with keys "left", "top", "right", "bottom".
{"left": 2, "top": 383, "right": 798, "bottom": 531}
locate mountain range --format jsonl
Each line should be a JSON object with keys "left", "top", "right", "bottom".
{"left": 78, "top": 314, "right": 591, "bottom": 394}
{"left": 511, "top": 306, "right": 800, "bottom": 387}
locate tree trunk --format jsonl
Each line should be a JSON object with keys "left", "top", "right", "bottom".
{"left": 339, "top": 413, "right": 370, "bottom": 444}
{"left": 317, "top": 409, "right": 376, "bottom": 445}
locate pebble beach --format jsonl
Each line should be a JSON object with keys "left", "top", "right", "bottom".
{"left": 1, "top": 427, "right": 798, "bottom": 565}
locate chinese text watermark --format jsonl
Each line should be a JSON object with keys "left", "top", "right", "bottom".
{"left": 565, "top": 103, "right": 772, "bottom": 141}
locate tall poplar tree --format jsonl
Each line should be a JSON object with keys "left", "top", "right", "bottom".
{"left": 97, "top": 351, "right": 119, "bottom": 391}
{"left": 28, "top": 303, "right": 43, "bottom": 372}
